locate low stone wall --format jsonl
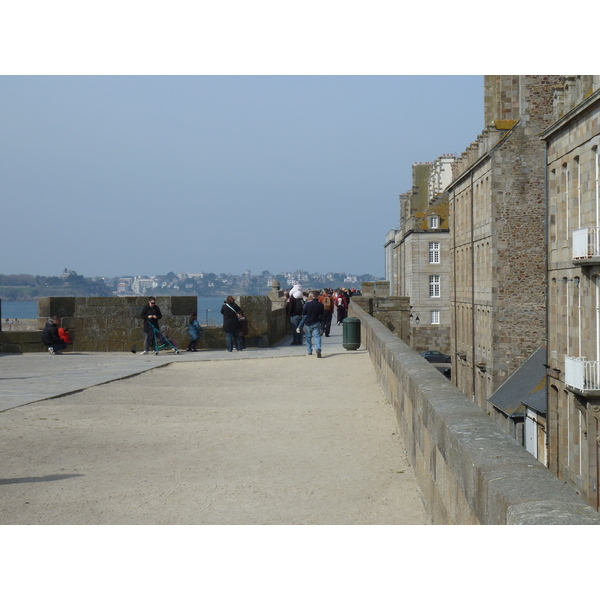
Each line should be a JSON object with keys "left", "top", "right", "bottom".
{"left": 0, "top": 330, "right": 43, "bottom": 353}
{"left": 349, "top": 301, "right": 600, "bottom": 524}
{"left": 353, "top": 295, "right": 410, "bottom": 344}
{"left": 0, "top": 296, "right": 289, "bottom": 353}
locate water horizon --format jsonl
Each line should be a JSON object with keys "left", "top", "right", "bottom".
{"left": 1, "top": 296, "right": 230, "bottom": 325}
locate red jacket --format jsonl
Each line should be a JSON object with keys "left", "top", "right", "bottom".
{"left": 58, "top": 327, "right": 72, "bottom": 344}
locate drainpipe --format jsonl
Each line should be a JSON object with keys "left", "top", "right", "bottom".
{"left": 596, "top": 146, "right": 599, "bottom": 229}
{"left": 471, "top": 171, "right": 476, "bottom": 402}
{"left": 544, "top": 143, "right": 551, "bottom": 463}
{"left": 452, "top": 188, "right": 457, "bottom": 385}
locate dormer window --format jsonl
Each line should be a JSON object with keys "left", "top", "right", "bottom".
{"left": 429, "top": 215, "right": 440, "bottom": 229}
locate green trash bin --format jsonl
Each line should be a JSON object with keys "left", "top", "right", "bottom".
{"left": 342, "top": 317, "right": 361, "bottom": 351}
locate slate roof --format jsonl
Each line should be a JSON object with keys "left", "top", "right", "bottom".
{"left": 488, "top": 346, "right": 547, "bottom": 418}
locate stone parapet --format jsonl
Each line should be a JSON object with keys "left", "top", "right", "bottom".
{"left": 1, "top": 295, "right": 289, "bottom": 353}
{"left": 451, "top": 124, "right": 509, "bottom": 181}
{"left": 376, "top": 281, "right": 390, "bottom": 297}
{"left": 349, "top": 301, "right": 600, "bottom": 524}
{"left": 352, "top": 291, "right": 411, "bottom": 345}
{"left": 0, "top": 330, "right": 43, "bottom": 353}
{"left": 361, "top": 282, "right": 375, "bottom": 298}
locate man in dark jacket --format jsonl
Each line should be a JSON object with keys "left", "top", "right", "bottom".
{"left": 42, "top": 316, "right": 68, "bottom": 355}
{"left": 288, "top": 292, "right": 304, "bottom": 345}
{"left": 140, "top": 296, "right": 162, "bottom": 355}
{"left": 220, "top": 295, "right": 243, "bottom": 352}
{"left": 297, "top": 292, "right": 325, "bottom": 357}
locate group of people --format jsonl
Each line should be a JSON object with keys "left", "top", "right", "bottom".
{"left": 284, "top": 283, "right": 352, "bottom": 358}
{"left": 42, "top": 287, "right": 349, "bottom": 357}
{"left": 140, "top": 295, "right": 248, "bottom": 354}
{"left": 140, "top": 295, "right": 249, "bottom": 354}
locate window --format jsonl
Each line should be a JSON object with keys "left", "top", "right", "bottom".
{"left": 431, "top": 310, "right": 440, "bottom": 325}
{"left": 429, "top": 215, "right": 440, "bottom": 229}
{"left": 429, "top": 241, "right": 440, "bottom": 264}
{"left": 429, "top": 275, "right": 440, "bottom": 298}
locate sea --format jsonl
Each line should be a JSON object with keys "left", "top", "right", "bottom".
{"left": 1, "top": 296, "right": 228, "bottom": 325}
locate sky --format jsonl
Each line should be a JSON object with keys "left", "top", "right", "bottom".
{"left": 1, "top": 75, "right": 484, "bottom": 279}
{"left": 2, "top": 4, "right": 592, "bottom": 282}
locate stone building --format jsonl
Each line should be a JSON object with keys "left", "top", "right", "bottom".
{"left": 542, "top": 75, "right": 600, "bottom": 509}
{"left": 446, "top": 75, "right": 562, "bottom": 413}
{"left": 390, "top": 160, "right": 453, "bottom": 353}
{"left": 384, "top": 227, "right": 398, "bottom": 290}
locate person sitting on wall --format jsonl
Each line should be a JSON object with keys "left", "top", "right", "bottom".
{"left": 42, "top": 315, "right": 68, "bottom": 355}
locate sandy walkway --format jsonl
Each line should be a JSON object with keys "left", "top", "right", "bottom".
{"left": 0, "top": 352, "right": 428, "bottom": 524}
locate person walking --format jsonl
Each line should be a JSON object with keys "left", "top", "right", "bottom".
{"left": 335, "top": 290, "right": 348, "bottom": 325}
{"left": 186, "top": 312, "right": 203, "bottom": 352}
{"left": 318, "top": 288, "right": 334, "bottom": 337}
{"left": 297, "top": 292, "right": 325, "bottom": 357}
{"left": 288, "top": 285, "right": 304, "bottom": 345}
{"left": 221, "top": 296, "right": 243, "bottom": 352}
{"left": 140, "top": 296, "right": 162, "bottom": 355}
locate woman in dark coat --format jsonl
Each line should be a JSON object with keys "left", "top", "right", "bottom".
{"left": 220, "top": 295, "right": 243, "bottom": 352}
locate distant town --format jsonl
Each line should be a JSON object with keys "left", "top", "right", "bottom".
{"left": 0, "top": 268, "right": 381, "bottom": 300}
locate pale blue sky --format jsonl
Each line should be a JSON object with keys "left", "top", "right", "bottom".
{"left": 1, "top": 75, "right": 484, "bottom": 278}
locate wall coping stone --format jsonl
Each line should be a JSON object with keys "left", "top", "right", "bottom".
{"left": 349, "top": 301, "right": 600, "bottom": 525}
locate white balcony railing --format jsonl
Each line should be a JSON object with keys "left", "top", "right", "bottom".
{"left": 564, "top": 355, "right": 600, "bottom": 393}
{"left": 572, "top": 227, "right": 600, "bottom": 261}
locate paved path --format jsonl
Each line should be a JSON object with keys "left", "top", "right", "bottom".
{"left": 0, "top": 321, "right": 429, "bottom": 525}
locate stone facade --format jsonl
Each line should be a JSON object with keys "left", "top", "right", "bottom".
{"left": 542, "top": 76, "right": 600, "bottom": 509}
{"left": 447, "top": 75, "right": 562, "bottom": 411}
{"left": 391, "top": 160, "right": 452, "bottom": 354}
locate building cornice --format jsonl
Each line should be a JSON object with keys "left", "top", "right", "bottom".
{"left": 447, "top": 121, "right": 519, "bottom": 190}
{"left": 541, "top": 88, "right": 600, "bottom": 140}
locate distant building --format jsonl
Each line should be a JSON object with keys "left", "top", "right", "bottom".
{"left": 389, "top": 159, "right": 453, "bottom": 353}
{"left": 132, "top": 277, "right": 157, "bottom": 295}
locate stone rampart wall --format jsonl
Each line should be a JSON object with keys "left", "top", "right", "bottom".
{"left": 349, "top": 301, "right": 600, "bottom": 524}
{"left": 0, "top": 296, "right": 289, "bottom": 353}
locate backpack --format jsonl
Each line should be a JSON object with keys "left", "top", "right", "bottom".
{"left": 322, "top": 295, "right": 331, "bottom": 310}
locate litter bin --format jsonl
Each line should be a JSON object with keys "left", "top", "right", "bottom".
{"left": 342, "top": 317, "right": 361, "bottom": 351}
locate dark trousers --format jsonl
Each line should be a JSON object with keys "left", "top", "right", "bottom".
{"left": 45, "top": 341, "right": 67, "bottom": 352}
{"left": 290, "top": 315, "right": 303, "bottom": 344}
{"left": 321, "top": 311, "right": 333, "bottom": 336}
{"left": 226, "top": 330, "right": 242, "bottom": 352}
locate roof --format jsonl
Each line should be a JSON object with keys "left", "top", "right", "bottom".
{"left": 488, "top": 346, "right": 547, "bottom": 418}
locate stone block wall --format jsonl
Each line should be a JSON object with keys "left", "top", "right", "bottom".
{"left": 0, "top": 295, "right": 289, "bottom": 353}
{"left": 352, "top": 293, "right": 411, "bottom": 345}
{"left": 349, "top": 301, "right": 600, "bottom": 524}
{"left": 35, "top": 296, "right": 195, "bottom": 352}
{"left": 0, "top": 330, "right": 43, "bottom": 353}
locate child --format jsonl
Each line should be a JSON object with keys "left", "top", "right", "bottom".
{"left": 58, "top": 325, "right": 72, "bottom": 346}
{"left": 186, "top": 312, "right": 203, "bottom": 352}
